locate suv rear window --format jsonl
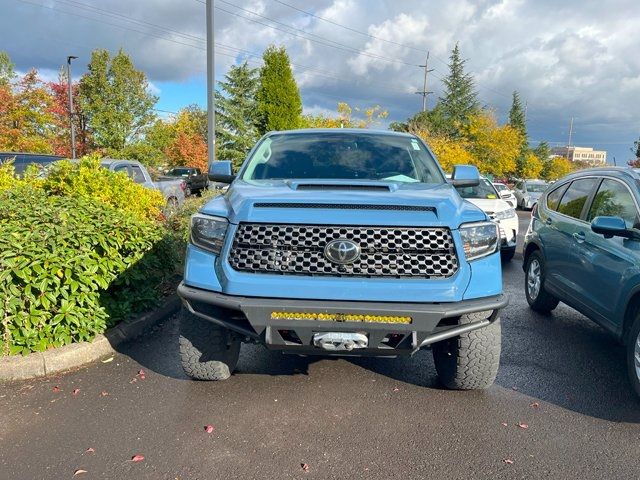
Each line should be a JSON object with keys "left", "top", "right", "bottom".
{"left": 557, "top": 178, "right": 598, "bottom": 219}
{"left": 587, "top": 179, "right": 639, "bottom": 228}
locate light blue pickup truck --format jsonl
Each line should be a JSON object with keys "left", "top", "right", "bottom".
{"left": 177, "top": 129, "right": 507, "bottom": 390}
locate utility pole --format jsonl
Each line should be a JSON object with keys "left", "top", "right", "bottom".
{"left": 66, "top": 55, "right": 78, "bottom": 160}
{"left": 566, "top": 116, "right": 574, "bottom": 161}
{"left": 206, "top": 0, "right": 216, "bottom": 170}
{"left": 415, "top": 52, "right": 434, "bottom": 112}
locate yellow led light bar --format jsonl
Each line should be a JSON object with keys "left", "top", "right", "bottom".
{"left": 270, "top": 311, "right": 412, "bottom": 324}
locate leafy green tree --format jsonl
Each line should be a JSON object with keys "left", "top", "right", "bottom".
{"left": 632, "top": 136, "right": 640, "bottom": 160}
{"left": 78, "top": 49, "right": 157, "bottom": 152}
{"left": 405, "top": 104, "right": 452, "bottom": 137}
{"left": 216, "top": 62, "right": 260, "bottom": 169}
{"left": 0, "top": 51, "right": 15, "bottom": 86}
{"left": 256, "top": 46, "right": 302, "bottom": 135}
{"left": 439, "top": 43, "right": 479, "bottom": 133}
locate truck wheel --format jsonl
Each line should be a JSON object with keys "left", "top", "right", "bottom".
{"left": 524, "top": 250, "right": 559, "bottom": 313}
{"left": 432, "top": 312, "right": 501, "bottom": 390}
{"left": 179, "top": 308, "right": 240, "bottom": 381}
{"left": 626, "top": 315, "right": 640, "bottom": 397}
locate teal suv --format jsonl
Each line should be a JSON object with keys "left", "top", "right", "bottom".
{"left": 523, "top": 167, "right": 640, "bottom": 396}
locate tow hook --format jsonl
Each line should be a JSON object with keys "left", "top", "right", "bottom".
{"left": 313, "top": 332, "right": 368, "bottom": 351}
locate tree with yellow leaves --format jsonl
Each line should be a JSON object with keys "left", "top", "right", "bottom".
{"left": 464, "top": 111, "right": 522, "bottom": 177}
{"left": 302, "top": 102, "right": 388, "bottom": 129}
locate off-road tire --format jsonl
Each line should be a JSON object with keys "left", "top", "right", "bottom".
{"left": 626, "top": 314, "right": 640, "bottom": 398}
{"left": 179, "top": 308, "right": 241, "bottom": 381}
{"left": 524, "top": 250, "right": 559, "bottom": 313}
{"left": 432, "top": 312, "right": 501, "bottom": 390}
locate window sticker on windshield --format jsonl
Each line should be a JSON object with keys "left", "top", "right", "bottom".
{"left": 411, "top": 140, "right": 420, "bottom": 151}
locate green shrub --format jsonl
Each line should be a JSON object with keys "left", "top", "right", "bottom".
{"left": 0, "top": 186, "right": 171, "bottom": 355}
{"left": 42, "top": 156, "right": 165, "bottom": 222}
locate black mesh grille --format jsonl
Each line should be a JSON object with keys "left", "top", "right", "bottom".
{"left": 228, "top": 224, "right": 458, "bottom": 278}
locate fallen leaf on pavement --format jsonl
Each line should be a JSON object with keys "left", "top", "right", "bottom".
{"left": 137, "top": 369, "right": 145, "bottom": 376}
{"left": 503, "top": 459, "right": 514, "bottom": 465}
{"left": 100, "top": 391, "right": 109, "bottom": 397}
{"left": 530, "top": 402, "right": 540, "bottom": 409}
{"left": 301, "top": 463, "right": 310, "bottom": 472}
{"left": 129, "top": 378, "right": 137, "bottom": 384}
{"left": 517, "top": 422, "right": 529, "bottom": 429}
{"left": 72, "top": 389, "right": 80, "bottom": 396}
{"left": 392, "top": 387, "right": 400, "bottom": 392}
{"left": 85, "top": 448, "right": 95, "bottom": 454}
{"left": 501, "top": 422, "right": 508, "bottom": 427}
{"left": 101, "top": 357, "right": 114, "bottom": 363}
{"left": 511, "top": 386, "right": 518, "bottom": 391}
{"left": 131, "top": 454, "right": 145, "bottom": 463}
{"left": 73, "top": 469, "right": 88, "bottom": 476}
{"left": 204, "top": 425, "right": 214, "bottom": 434}
{"left": 52, "top": 386, "right": 61, "bottom": 393}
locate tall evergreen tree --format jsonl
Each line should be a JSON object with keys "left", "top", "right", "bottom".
{"left": 78, "top": 49, "right": 157, "bottom": 152}
{"left": 632, "top": 136, "right": 640, "bottom": 160}
{"left": 256, "top": 46, "right": 302, "bottom": 135}
{"left": 508, "top": 91, "right": 527, "bottom": 138}
{"left": 439, "top": 43, "right": 479, "bottom": 132}
{"left": 509, "top": 90, "right": 529, "bottom": 177}
{"left": 215, "top": 62, "right": 260, "bottom": 169}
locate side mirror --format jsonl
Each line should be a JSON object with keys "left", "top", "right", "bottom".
{"left": 591, "top": 216, "right": 633, "bottom": 239}
{"left": 209, "top": 160, "right": 235, "bottom": 184}
{"left": 451, "top": 165, "right": 480, "bottom": 187}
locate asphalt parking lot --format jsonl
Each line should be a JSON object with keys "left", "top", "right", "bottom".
{"left": 2, "top": 211, "right": 639, "bottom": 480}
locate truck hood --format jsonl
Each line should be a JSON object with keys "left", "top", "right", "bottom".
{"left": 201, "top": 179, "right": 486, "bottom": 228}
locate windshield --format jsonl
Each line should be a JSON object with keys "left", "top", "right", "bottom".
{"left": 241, "top": 132, "right": 445, "bottom": 184}
{"left": 526, "top": 182, "right": 548, "bottom": 193}
{"left": 456, "top": 178, "right": 499, "bottom": 199}
{"left": 493, "top": 183, "right": 508, "bottom": 192}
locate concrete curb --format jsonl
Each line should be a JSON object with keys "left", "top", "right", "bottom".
{"left": 0, "top": 294, "right": 181, "bottom": 382}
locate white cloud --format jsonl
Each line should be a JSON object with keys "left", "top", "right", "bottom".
{"left": 2, "top": 0, "right": 639, "bottom": 159}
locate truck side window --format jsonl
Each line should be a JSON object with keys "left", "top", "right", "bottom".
{"left": 130, "top": 165, "right": 146, "bottom": 184}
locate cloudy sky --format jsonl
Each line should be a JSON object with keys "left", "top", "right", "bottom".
{"left": 2, "top": 0, "right": 639, "bottom": 163}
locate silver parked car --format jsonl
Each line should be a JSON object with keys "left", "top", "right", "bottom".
{"left": 101, "top": 159, "right": 186, "bottom": 211}
{"left": 513, "top": 180, "right": 549, "bottom": 210}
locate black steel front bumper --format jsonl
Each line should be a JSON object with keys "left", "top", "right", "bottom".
{"left": 177, "top": 282, "right": 508, "bottom": 356}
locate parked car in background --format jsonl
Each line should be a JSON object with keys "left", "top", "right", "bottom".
{"left": 178, "top": 129, "right": 508, "bottom": 390}
{"left": 492, "top": 182, "right": 517, "bottom": 208}
{"left": 0, "top": 152, "right": 63, "bottom": 175}
{"left": 523, "top": 167, "right": 640, "bottom": 396}
{"left": 455, "top": 177, "right": 518, "bottom": 262}
{"left": 513, "top": 180, "right": 549, "bottom": 210}
{"left": 101, "top": 159, "right": 186, "bottom": 211}
{"left": 160, "top": 167, "right": 209, "bottom": 196}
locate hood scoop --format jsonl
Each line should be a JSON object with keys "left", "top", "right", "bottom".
{"left": 285, "top": 179, "right": 396, "bottom": 192}
{"left": 253, "top": 202, "right": 437, "bottom": 214}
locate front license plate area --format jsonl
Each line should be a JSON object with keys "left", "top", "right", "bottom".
{"left": 312, "top": 332, "right": 368, "bottom": 351}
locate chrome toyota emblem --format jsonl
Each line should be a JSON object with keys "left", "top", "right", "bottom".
{"left": 324, "top": 239, "right": 361, "bottom": 264}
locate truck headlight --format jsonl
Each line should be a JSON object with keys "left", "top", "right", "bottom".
{"left": 191, "top": 214, "right": 228, "bottom": 254}
{"left": 459, "top": 221, "right": 499, "bottom": 261}
{"left": 494, "top": 208, "right": 516, "bottom": 220}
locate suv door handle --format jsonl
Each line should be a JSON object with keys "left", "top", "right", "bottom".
{"left": 545, "top": 217, "right": 553, "bottom": 225}
{"left": 573, "top": 232, "right": 586, "bottom": 243}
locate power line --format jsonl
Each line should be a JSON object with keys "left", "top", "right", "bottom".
{"left": 209, "top": 2, "right": 420, "bottom": 68}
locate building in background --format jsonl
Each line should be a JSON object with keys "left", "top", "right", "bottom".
{"left": 551, "top": 146, "right": 607, "bottom": 166}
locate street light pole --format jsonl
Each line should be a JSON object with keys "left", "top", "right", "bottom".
{"left": 66, "top": 55, "right": 78, "bottom": 160}
{"left": 206, "top": 0, "right": 216, "bottom": 170}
